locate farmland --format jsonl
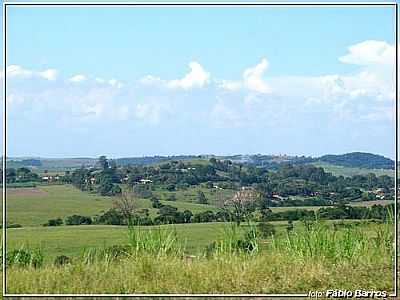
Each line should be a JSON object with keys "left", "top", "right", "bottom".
{"left": 2, "top": 154, "right": 396, "bottom": 294}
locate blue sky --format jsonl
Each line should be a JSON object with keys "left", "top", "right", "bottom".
{"left": 3, "top": 4, "right": 397, "bottom": 159}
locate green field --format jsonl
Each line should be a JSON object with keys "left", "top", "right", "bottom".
{"left": 4, "top": 185, "right": 393, "bottom": 228}
{"left": 5, "top": 219, "right": 379, "bottom": 264}
{"left": 4, "top": 185, "right": 113, "bottom": 227}
{"left": 4, "top": 185, "right": 221, "bottom": 227}
{"left": 5, "top": 220, "right": 393, "bottom": 294}
{"left": 312, "top": 161, "right": 395, "bottom": 177}
{"left": 6, "top": 223, "right": 227, "bottom": 262}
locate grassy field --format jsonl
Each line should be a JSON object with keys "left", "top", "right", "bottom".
{"left": 153, "top": 185, "right": 235, "bottom": 206}
{"left": 312, "top": 161, "right": 395, "bottom": 177}
{"left": 5, "top": 221, "right": 394, "bottom": 294}
{"left": 4, "top": 185, "right": 393, "bottom": 228}
{"left": 3, "top": 185, "right": 113, "bottom": 227}
{"left": 3, "top": 185, "right": 221, "bottom": 227}
{"left": 6, "top": 223, "right": 229, "bottom": 262}
{"left": 5, "top": 219, "right": 382, "bottom": 264}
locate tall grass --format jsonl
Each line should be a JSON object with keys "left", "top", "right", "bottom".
{"left": 3, "top": 246, "right": 44, "bottom": 268}
{"left": 270, "top": 218, "right": 393, "bottom": 265}
{"left": 5, "top": 220, "right": 394, "bottom": 293}
{"left": 206, "top": 222, "right": 259, "bottom": 256}
{"left": 127, "top": 223, "right": 183, "bottom": 257}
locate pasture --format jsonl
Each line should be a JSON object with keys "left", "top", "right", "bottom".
{"left": 3, "top": 185, "right": 220, "bottom": 227}
{"left": 3, "top": 185, "right": 393, "bottom": 228}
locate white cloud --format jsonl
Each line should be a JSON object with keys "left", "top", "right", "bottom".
{"left": 339, "top": 40, "right": 395, "bottom": 66}
{"left": 69, "top": 74, "right": 87, "bottom": 83}
{"left": 1, "top": 65, "right": 59, "bottom": 81}
{"left": 243, "top": 58, "right": 271, "bottom": 94}
{"left": 38, "top": 69, "right": 58, "bottom": 81}
{"left": 218, "top": 80, "right": 242, "bottom": 91}
{"left": 140, "top": 62, "right": 210, "bottom": 90}
{"left": 7, "top": 65, "right": 33, "bottom": 78}
{"left": 166, "top": 61, "right": 210, "bottom": 89}
{"left": 139, "top": 75, "right": 163, "bottom": 85}
{"left": 218, "top": 58, "right": 271, "bottom": 94}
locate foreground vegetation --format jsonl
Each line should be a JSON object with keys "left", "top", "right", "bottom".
{"left": 5, "top": 219, "right": 394, "bottom": 294}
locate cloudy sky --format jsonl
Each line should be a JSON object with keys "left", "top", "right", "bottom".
{"left": 3, "top": 4, "right": 396, "bottom": 159}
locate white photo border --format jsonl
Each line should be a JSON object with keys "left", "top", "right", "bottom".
{"left": 2, "top": 1, "right": 398, "bottom": 297}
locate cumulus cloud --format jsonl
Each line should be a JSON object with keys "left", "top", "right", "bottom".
{"left": 243, "top": 58, "right": 271, "bottom": 94}
{"left": 38, "top": 69, "right": 58, "bottom": 81}
{"left": 7, "top": 65, "right": 33, "bottom": 78}
{"left": 6, "top": 39, "right": 395, "bottom": 130}
{"left": 218, "top": 58, "right": 271, "bottom": 94}
{"left": 140, "top": 61, "right": 210, "bottom": 90}
{"left": 166, "top": 62, "right": 210, "bottom": 89}
{"left": 2, "top": 65, "right": 58, "bottom": 81}
{"left": 339, "top": 40, "right": 395, "bottom": 66}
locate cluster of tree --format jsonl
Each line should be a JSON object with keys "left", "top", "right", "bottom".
{"left": 71, "top": 156, "right": 122, "bottom": 196}
{"left": 1, "top": 167, "right": 40, "bottom": 184}
{"left": 254, "top": 164, "right": 394, "bottom": 202}
{"left": 261, "top": 196, "right": 333, "bottom": 207}
{"left": 44, "top": 215, "right": 92, "bottom": 226}
{"left": 260, "top": 204, "right": 395, "bottom": 222}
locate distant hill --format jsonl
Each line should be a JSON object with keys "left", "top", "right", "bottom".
{"left": 318, "top": 152, "right": 394, "bottom": 170}
{"left": 115, "top": 155, "right": 200, "bottom": 166}
{"left": 4, "top": 152, "right": 394, "bottom": 172}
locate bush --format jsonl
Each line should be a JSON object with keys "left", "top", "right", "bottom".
{"left": 94, "top": 209, "right": 124, "bottom": 225}
{"left": 54, "top": 255, "right": 72, "bottom": 267}
{"left": 43, "top": 218, "right": 63, "bottom": 227}
{"left": 7, "top": 248, "right": 43, "bottom": 268}
{"left": 257, "top": 222, "right": 276, "bottom": 238}
{"left": 65, "top": 215, "right": 92, "bottom": 225}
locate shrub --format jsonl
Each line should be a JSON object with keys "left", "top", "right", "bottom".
{"left": 54, "top": 255, "right": 72, "bottom": 267}
{"left": 7, "top": 248, "right": 43, "bottom": 268}
{"left": 193, "top": 211, "right": 215, "bottom": 223}
{"left": 65, "top": 215, "right": 92, "bottom": 225}
{"left": 43, "top": 218, "right": 63, "bottom": 227}
{"left": 94, "top": 209, "right": 124, "bottom": 225}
